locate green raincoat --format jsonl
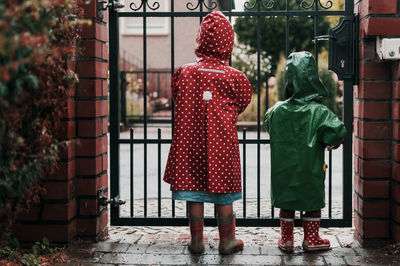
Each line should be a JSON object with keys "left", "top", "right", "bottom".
{"left": 263, "top": 51, "right": 347, "bottom": 211}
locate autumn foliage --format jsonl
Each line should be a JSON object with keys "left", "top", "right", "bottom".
{"left": 0, "top": 0, "right": 85, "bottom": 241}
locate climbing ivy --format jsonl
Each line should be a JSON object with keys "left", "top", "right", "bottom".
{"left": 0, "top": 0, "right": 86, "bottom": 241}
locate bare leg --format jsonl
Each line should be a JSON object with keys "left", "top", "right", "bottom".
{"left": 188, "top": 201, "right": 204, "bottom": 217}
{"left": 304, "top": 210, "right": 321, "bottom": 218}
{"left": 216, "top": 204, "right": 233, "bottom": 217}
{"left": 280, "top": 209, "right": 295, "bottom": 218}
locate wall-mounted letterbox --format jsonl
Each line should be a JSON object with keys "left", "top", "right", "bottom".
{"left": 376, "top": 37, "right": 400, "bottom": 60}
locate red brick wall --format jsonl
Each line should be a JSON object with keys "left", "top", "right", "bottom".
{"left": 14, "top": 1, "right": 109, "bottom": 243}
{"left": 76, "top": 0, "right": 109, "bottom": 241}
{"left": 354, "top": 0, "right": 400, "bottom": 247}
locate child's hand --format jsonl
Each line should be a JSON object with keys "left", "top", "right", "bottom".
{"left": 326, "top": 138, "right": 344, "bottom": 150}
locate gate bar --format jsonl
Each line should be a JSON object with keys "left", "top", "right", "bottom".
{"left": 342, "top": 79, "right": 353, "bottom": 226}
{"left": 109, "top": 6, "right": 120, "bottom": 225}
{"left": 170, "top": 0, "right": 176, "bottom": 218}
{"left": 130, "top": 128, "right": 134, "bottom": 217}
{"left": 242, "top": 128, "right": 246, "bottom": 218}
{"left": 158, "top": 128, "right": 162, "bottom": 217}
{"left": 256, "top": 3, "right": 261, "bottom": 219}
{"left": 343, "top": 0, "right": 355, "bottom": 227}
{"left": 117, "top": 11, "right": 346, "bottom": 18}
{"left": 142, "top": 3, "right": 148, "bottom": 217}
{"left": 329, "top": 150, "right": 332, "bottom": 219}
{"left": 285, "top": 0, "right": 289, "bottom": 57}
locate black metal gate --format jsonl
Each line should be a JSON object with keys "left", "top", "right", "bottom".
{"left": 108, "top": 0, "right": 356, "bottom": 227}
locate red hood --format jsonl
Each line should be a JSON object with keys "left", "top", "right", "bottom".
{"left": 195, "top": 11, "right": 234, "bottom": 65}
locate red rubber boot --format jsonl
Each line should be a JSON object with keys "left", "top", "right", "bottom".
{"left": 217, "top": 212, "right": 244, "bottom": 255}
{"left": 302, "top": 217, "right": 330, "bottom": 252}
{"left": 278, "top": 217, "right": 294, "bottom": 252}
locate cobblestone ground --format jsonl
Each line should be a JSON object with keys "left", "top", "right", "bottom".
{"left": 63, "top": 223, "right": 400, "bottom": 265}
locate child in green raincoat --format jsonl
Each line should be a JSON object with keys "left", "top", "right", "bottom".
{"left": 263, "top": 51, "right": 346, "bottom": 252}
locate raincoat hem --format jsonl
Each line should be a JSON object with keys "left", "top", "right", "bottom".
{"left": 172, "top": 190, "right": 242, "bottom": 205}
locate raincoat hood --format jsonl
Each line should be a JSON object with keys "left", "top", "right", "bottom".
{"left": 195, "top": 11, "right": 234, "bottom": 65}
{"left": 285, "top": 51, "right": 328, "bottom": 102}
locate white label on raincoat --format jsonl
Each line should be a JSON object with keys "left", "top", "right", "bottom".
{"left": 198, "top": 68, "right": 225, "bottom": 74}
{"left": 203, "top": 91, "right": 212, "bottom": 101}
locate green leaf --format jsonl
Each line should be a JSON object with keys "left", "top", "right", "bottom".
{"left": 23, "top": 74, "right": 38, "bottom": 89}
{"left": 42, "top": 237, "right": 50, "bottom": 246}
{"left": 32, "top": 245, "right": 39, "bottom": 256}
{"left": 8, "top": 236, "right": 20, "bottom": 249}
{"left": 0, "top": 82, "right": 8, "bottom": 97}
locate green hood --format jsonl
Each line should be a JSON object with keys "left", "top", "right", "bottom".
{"left": 284, "top": 51, "right": 328, "bottom": 102}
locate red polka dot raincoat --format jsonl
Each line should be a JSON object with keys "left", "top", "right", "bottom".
{"left": 163, "top": 11, "right": 252, "bottom": 194}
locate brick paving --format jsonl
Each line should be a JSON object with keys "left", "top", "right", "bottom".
{"left": 63, "top": 225, "right": 400, "bottom": 265}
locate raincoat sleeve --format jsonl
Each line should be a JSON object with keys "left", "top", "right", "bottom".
{"left": 171, "top": 66, "right": 184, "bottom": 102}
{"left": 316, "top": 107, "right": 347, "bottom": 148}
{"left": 263, "top": 106, "right": 274, "bottom": 133}
{"left": 232, "top": 72, "right": 252, "bottom": 114}
{"left": 263, "top": 101, "right": 284, "bottom": 133}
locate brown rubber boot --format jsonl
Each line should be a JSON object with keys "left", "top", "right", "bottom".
{"left": 188, "top": 215, "right": 205, "bottom": 254}
{"left": 217, "top": 212, "right": 244, "bottom": 255}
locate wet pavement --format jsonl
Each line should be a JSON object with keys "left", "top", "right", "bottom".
{"left": 66, "top": 129, "right": 391, "bottom": 265}
{"left": 63, "top": 225, "right": 399, "bottom": 265}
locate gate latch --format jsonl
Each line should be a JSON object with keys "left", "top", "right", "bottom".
{"left": 328, "top": 16, "right": 354, "bottom": 81}
{"left": 98, "top": 187, "right": 126, "bottom": 207}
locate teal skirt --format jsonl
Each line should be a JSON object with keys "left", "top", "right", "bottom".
{"left": 172, "top": 190, "right": 242, "bottom": 205}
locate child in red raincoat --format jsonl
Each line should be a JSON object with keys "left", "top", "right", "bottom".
{"left": 163, "top": 11, "right": 252, "bottom": 255}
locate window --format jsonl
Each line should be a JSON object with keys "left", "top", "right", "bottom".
{"left": 120, "top": 0, "right": 169, "bottom": 36}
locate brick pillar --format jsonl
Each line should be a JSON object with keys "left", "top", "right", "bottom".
{"left": 76, "top": 1, "right": 109, "bottom": 241}
{"left": 354, "top": 0, "right": 400, "bottom": 246}
{"left": 13, "top": 1, "right": 108, "bottom": 243}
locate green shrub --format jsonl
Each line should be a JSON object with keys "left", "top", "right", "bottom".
{"left": 1, "top": 237, "right": 59, "bottom": 265}
{"left": 0, "top": 0, "right": 85, "bottom": 241}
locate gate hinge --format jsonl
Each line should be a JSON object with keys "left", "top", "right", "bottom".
{"left": 98, "top": 0, "right": 125, "bottom": 11}
{"left": 98, "top": 187, "right": 126, "bottom": 207}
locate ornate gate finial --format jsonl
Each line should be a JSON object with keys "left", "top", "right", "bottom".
{"left": 186, "top": 0, "right": 219, "bottom": 11}
{"left": 244, "top": 0, "right": 275, "bottom": 10}
{"left": 300, "top": 0, "right": 333, "bottom": 10}
{"left": 130, "top": 0, "right": 160, "bottom": 11}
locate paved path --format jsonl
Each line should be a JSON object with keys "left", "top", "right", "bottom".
{"left": 64, "top": 226, "right": 399, "bottom": 265}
